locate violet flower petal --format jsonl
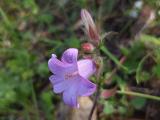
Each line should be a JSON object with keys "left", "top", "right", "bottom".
{"left": 48, "top": 54, "right": 68, "bottom": 75}
{"left": 62, "top": 81, "right": 79, "bottom": 108}
{"left": 49, "top": 75, "right": 63, "bottom": 84}
{"left": 53, "top": 80, "right": 70, "bottom": 93}
{"left": 61, "top": 48, "right": 78, "bottom": 64}
{"left": 48, "top": 54, "right": 76, "bottom": 75}
{"left": 49, "top": 75, "right": 70, "bottom": 93}
{"left": 78, "top": 59, "right": 96, "bottom": 79}
{"left": 62, "top": 75, "right": 96, "bottom": 107}
{"left": 77, "top": 76, "right": 96, "bottom": 96}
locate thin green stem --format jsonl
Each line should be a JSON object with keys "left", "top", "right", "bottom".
{"left": 88, "top": 57, "right": 103, "bottom": 120}
{"left": 31, "top": 82, "right": 40, "bottom": 120}
{"left": 136, "top": 53, "right": 150, "bottom": 84}
{"left": 100, "top": 46, "right": 128, "bottom": 71}
{"left": 0, "top": 7, "right": 12, "bottom": 27}
{"left": 117, "top": 90, "right": 160, "bottom": 101}
{"left": 24, "top": 105, "right": 31, "bottom": 120}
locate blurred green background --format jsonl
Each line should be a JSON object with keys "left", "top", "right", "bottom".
{"left": 0, "top": 0, "right": 160, "bottom": 120}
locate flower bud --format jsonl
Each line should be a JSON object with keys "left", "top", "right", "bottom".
{"left": 81, "top": 9, "right": 100, "bottom": 44}
{"left": 81, "top": 43, "right": 95, "bottom": 53}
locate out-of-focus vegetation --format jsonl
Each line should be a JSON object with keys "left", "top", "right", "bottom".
{"left": 0, "top": 0, "right": 160, "bottom": 120}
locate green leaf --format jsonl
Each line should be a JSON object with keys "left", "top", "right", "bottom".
{"left": 131, "top": 97, "right": 146, "bottom": 110}
{"left": 102, "top": 0, "right": 116, "bottom": 14}
{"left": 152, "top": 64, "right": 160, "bottom": 78}
{"left": 103, "top": 101, "right": 115, "bottom": 115}
{"left": 124, "top": 41, "right": 145, "bottom": 73}
{"left": 65, "top": 37, "right": 80, "bottom": 48}
{"left": 37, "top": 62, "right": 49, "bottom": 77}
{"left": 22, "top": 0, "right": 39, "bottom": 14}
{"left": 38, "top": 13, "right": 53, "bottom": 24}
{"left": 120, "top": 47, "right": 130, "bottom": 56}
{"left": 140, "top": 34, "right": 160, "bottom": 46}
{"left": 41, "top": 91, "right": 53, "bottom": 107}
{"left": 118, "top": 106, "right": 127, "bottom": 114}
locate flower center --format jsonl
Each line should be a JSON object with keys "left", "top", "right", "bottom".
{"left": 65, "top": 71, "right": 78, "bottom": 80}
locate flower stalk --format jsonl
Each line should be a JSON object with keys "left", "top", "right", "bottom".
{"left": 117, "top": 90, "right": 160, "bottom": 101}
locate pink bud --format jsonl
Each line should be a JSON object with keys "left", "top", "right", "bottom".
{"left": 81, "top": 43, "right": 95, "bottom": 53}
{"left": 81, "top": 9, "right": 100, "bottom": 43}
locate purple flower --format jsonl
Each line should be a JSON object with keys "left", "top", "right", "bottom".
{"left": 48, "top": 48, "right": 96, "bottom": 108}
